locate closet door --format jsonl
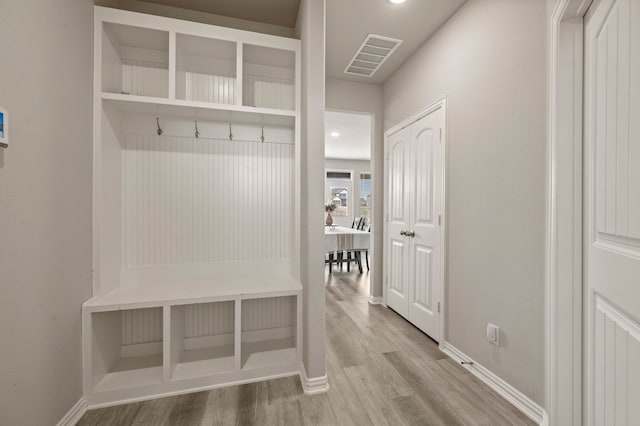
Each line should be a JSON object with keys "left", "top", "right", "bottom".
{"left": 386, "top": 126, "right": 412, "bottom": 317}
{"left": 584, "top": 1, "right": 640, "bottom": 423}
{"left": 408, "top": 110, "right": 442, "bottom": 341}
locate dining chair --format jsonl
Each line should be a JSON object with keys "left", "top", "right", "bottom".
{"left": 325, "top": 251, "right": 338, "bottom": 273}
{"left": 347, "top": 221, "right": 370, "bottom": 272}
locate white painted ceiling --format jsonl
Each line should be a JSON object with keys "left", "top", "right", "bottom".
{"left": 326, "top": 0, "right": 467, "bottom": 83}
{"left": 325, "top": 111, "right": 371, "bottom": 160}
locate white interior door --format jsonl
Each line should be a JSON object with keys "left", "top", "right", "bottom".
{"left": 408, "top": 109, "right": 443, "bottom": 341}
{"left": 386, "top": 105, "right": 444, "bottom": 341}
{"left": 585, "top": 1, "right": 640, "bottom": 423}
{"left": 386, "top": 127, "right": 411, "bottom": 318}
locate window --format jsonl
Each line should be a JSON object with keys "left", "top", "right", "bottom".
{"left": 326, "top": 170, "right": 352, "bottom": 217}
{"left": 360, "top": 172, "right": 371, "bottom": 218}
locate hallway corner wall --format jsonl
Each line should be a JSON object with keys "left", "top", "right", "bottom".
{"left": 0, "top": 0, "right": 94, "bottom": 424}
{"left": 383, "top": 0, "right": 547, "bottom": 405}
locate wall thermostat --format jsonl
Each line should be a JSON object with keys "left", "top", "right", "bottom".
{"left": 0, "top": 107, "right": 8, "bottom": 147}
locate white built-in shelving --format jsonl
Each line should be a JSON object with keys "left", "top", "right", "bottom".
{"left": 84, "top": 6, "right": 301, "bottom": 407}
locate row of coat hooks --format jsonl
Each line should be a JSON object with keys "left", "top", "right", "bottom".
{"left": 155, "top": 117, "right": 266, "bottom": 143}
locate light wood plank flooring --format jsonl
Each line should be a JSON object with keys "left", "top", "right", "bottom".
{"left": 79, "top": 270, "right": 535, "bottom": 425}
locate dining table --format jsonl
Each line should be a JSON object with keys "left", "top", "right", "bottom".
{"left": 324, "top": 225, "right": 370, "bottom": 273}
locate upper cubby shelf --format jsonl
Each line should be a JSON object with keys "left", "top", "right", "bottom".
{"left": 101, "top": 92, "right": 295, "bottom": 128}
{"left": 102, "top": 23, "right": 169, "bottom": 98}
{"left": 176, "top": 34, "right": 237, "bottom": 105}
{"left": 97, "top": 6, "right": 299, "bottom": 118}
{"left": 243, "top": 44, "right": 295, "bottom": 111}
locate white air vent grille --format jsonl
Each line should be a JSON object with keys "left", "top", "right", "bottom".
{"left": 344, "top": 34, "right": 403, "bottom": 78}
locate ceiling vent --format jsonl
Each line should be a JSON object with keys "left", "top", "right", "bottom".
{"left": 344, "top": 34, "right": 403, "bottom": 78}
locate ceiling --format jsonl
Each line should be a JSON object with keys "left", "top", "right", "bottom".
{"left": 325, "top": 111, "right": 371, "bottom": 160}
{"left": 326, "top": 0, "right": 466, "bottom": 83}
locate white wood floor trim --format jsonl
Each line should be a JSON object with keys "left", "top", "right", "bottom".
{"left": 368, "top": 295, "right": 383, "bottom": 305}
{"left": 300, "top": 364, "right": 329, "bottom": 395}
{"left": 56, "top": 396, "right": 87, "bottom": 426}
{"left": 440, "top": 342, "right": 547, "bottom": 425}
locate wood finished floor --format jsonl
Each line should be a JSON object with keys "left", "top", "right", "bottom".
{"left": 79, "top": 270, "right": 535, "bottom": 425}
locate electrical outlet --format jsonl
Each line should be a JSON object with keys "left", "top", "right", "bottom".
{"left": 487, "top": 323, "right": 500, "bottom": 346}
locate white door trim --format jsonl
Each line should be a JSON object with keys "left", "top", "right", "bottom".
{"left": 547, "top": 1, "right": 592, "bottom": 424}
{"left": 383, "top": 96, "right": 447, "bottom": 343}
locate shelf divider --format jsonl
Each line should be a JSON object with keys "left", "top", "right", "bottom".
{"left": 169, "top": 30, "right": 176, "bottom": 100}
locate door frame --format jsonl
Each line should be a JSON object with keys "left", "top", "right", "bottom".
{"left": 547, "top": 0, "right": 593, "bottom": 424}
{"left": 383, "top": 96, "right": 448, "bottom": 343}
{"left": 324, "top": 108, "right": 378, "bottom": 300}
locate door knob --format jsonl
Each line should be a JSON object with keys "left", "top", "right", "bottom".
{"left": 406, "top": 230, "right": 416, "bottom": 237}
{"left": 400, "top": 230, "right": 406, "bottom": 236}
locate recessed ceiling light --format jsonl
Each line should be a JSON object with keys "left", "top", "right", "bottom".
{"left": 330, "top": 131, "right": 340, "bottom": 137}
{"left": 389, "top": 0, "right": 406, "bottom": 4}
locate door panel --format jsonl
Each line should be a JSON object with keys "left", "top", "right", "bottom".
{"left": 408, "top": 110, "right": 442, "bottom": 340}
{"left": 386, "top": 127, "right": 411, "bottom": 317}
{"left": 412, "top": 244, "right": 433, "bottom": 311}
{"left": 585, "top": 0, "right": 640, "bottom": 423}
{"left": 414, "top": 128, "right": 435, "bottom": 225}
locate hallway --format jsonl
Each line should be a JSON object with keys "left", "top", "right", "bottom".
{"left": 78, "top": 271, "right": 534, "bottom": 425}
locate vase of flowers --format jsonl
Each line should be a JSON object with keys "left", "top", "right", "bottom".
{"left": 325, "top": 203, "right": 336, "bottom": 226}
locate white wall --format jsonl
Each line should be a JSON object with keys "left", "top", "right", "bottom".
{"left": 383, "top": 0, "right": 547, "bottom": 404}
{"left": 324, "top": 158, "right": 371, "bottom": 228}
{"left": 326, "top": 78, "right": 384, "bottom": 299}
{"left": 0, "top": 1, "right": 94, "bottom": 424}
{"left": 296, "top": 0, "right": 327, "bottom": 380}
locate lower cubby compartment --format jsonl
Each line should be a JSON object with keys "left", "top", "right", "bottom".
{"left": 170, "top": 301, "right": 236, "bottom": 381}
{"left": 91, "top": 308, "right": 164, "bottom": 392}
{"left": 241, "top": 296, "right": 298, "bottom": 370}
{"left": 84, "top": 284, "right": 302, "bottom": 405}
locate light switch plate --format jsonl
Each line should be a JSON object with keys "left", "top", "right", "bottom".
{"left": 487, "top": 323, "right": 500, "bottom": 346}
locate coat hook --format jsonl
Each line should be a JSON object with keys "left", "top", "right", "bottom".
{"left": 261, "top": 126, "right": 265, "bottom": 143}
{"left": 228, "top": 123, "right": 234, "bottom": 141}
{"left": 156, "top": 117, "right": 163, "bottom": 135}
{"left": 194, "top": 120, "right": 200, "bottom": 138}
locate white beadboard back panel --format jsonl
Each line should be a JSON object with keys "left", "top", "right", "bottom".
{"left": 121, "top": 59, "right": 168, "bottom": 98}
{"left": 182, "top": 73, "right": 236, "bottom": 104}
{"left": 122, "top": 132, "right": 293, "bottom": 267}
{"left": 121, "top": 307, "right": 163, "bottom": 345}
{"left": 243, "top": 60, "right": 294, "bottom": 110}
{"left": 184, "top": 301, "right": 235, "bottom": 338}
{"left": 243, "top": 74, "right": 294, "bottom": 110}
{"left": 242, "top": 296, "right": 296, "bottom": 332}
{"left": 591, "top": 293, "right": 640, "bottom": 424}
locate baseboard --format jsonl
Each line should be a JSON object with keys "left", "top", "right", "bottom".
{"left": 87, "top": 370, "right": 300, "bottom": 409}
{"left": 299, "top": 364, "right": 329, "bottom": 395}
{"left": 440, "top": 341, "right": 547, "bottom": 425}
{"left": 56, "top": 396, "right": 87, "bottom": 426}
{"left": 368, "top": 295, "right": 383, "bottom": 305}
{"left": 541, "top": 410, "right": 549, "bottom": 426}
